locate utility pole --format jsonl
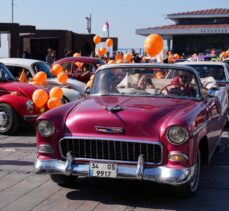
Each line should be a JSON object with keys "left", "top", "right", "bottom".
{"left": 12, "top": 0, "right": 14, "bottom": 23}
{"left": 85, "top": 14, "right": 92, "bottom": 34}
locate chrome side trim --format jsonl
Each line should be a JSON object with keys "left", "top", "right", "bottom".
{"left": 34, "top": 157, "right": 196, "bottom": 186}
{"left": 193, "top": 122, "right": 207, "bottom": 137}
{"left": 24, "top": 115, "right": 39, "bottom": 121}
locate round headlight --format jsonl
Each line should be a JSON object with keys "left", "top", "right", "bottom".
{"left": 26, "top": 100, "right": 34, "bottom": 111}
{"left": 37, "top": 120, "right": 55, "bottom": 137}
{"left": 166, "top": 126, "right": 189, "bottom": 145}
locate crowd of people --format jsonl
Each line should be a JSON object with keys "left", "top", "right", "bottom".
{"left": 21, "top": 46, "right": 229, "bottom": 68}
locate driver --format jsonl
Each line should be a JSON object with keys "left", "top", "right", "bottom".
{"left": 167, "top": 71, "right": 196, "bottom": 97}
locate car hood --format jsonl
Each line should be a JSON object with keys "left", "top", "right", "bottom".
{"left": 1, "top": 82, "right": 41, "bottom": 99}
{"left": 65, "top": 96, "right": 198, "bottom": 139}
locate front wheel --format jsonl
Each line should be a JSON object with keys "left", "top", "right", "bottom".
{"left": 0, "top": 103, "right": 20, "bottom": 135}
{"left": 50, "top": 174, "right": 78, "bottom": 187}
{"left": 173, "top": 149, "right": 201, "bottom": 197}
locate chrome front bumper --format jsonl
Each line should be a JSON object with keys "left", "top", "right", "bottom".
{"left": 34, "top": 152, "right": 196, "bottom": 186}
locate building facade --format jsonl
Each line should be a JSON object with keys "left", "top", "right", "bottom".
{"left": 136, "top": 8, "right": 229, "bottom": 55}
{"left": 0, "top": 23, "right": 118, "bottom": 60}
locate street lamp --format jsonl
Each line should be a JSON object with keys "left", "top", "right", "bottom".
{"left": 85, "top": 14, "right": 91, "bottom": 34}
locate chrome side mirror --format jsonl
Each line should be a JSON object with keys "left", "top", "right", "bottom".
{"left": 85, "top": 87, "right": 91, "bottom": 96}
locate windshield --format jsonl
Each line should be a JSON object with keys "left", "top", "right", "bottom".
{"left": 92, "top": 66, "right": 200, "bottom": 99}
{"left": 0, "top": 63, "right": 16, "bottom": 81}
{"left": 32, "top": 62, "right": 53, "bottom": 77}
{"left": 188, "top": 65, "right": 226, "bottom": 81}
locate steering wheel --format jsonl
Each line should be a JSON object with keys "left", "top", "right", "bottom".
{"left": 159, "top": 84, "right": 186, "bottom": 96}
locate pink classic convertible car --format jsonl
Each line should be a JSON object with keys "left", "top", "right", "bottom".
{"left": 35, "top": 63, "right": 228, "bottom": 197}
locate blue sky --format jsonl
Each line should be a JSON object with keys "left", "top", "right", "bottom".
{"left": 0, "top": 0, "right": 228, "bottom": 56}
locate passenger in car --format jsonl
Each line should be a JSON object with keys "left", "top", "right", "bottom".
{"left": 99, "top": 71, "right": 119, "bottom": 94}
{"left": 137, "top": 74, "right": 155, "bottom": 90}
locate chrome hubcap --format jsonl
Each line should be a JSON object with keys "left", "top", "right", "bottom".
{"left": 0, "top": 111, "right": 8, "bottom": 127}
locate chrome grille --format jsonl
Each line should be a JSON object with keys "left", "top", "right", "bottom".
{"left": 59, "top": 138, "right": 162, "bottom": 164}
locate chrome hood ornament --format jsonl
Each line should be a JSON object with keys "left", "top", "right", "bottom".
{"left": 95, "top": 126, "right": 125, "bottom": 134}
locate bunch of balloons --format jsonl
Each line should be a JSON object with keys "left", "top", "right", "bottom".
{"left": 93, "top": 35, "right": 114, "bottom": 58}
{"left": 97, "top": 47, "right": 107, "bottom": 57}
{"left": 47, "top": 87, "right": 63, "bottom": 109}
{"left": 51, "top": 64, "right": 68, "bottom": 84}
{"left": 32, "top": 87, "right": 63, "bottom": 110}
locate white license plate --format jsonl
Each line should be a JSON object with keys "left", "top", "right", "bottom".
{"left": 89, "top": 162, "right": 117, "bottom": 178}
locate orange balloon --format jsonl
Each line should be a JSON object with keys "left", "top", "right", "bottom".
{"left": 156, "top": 72, "right": 164, "bottom": 79}
{"left": 174, "top": 53, "right": 180, "bottom": 59}
{"left": 106, "top": 38, "right": 113, "bottom": 47}
{"left": 51, "top": 64, "right": 63, "bottom": 76}
{"left": 100, "top": 47, "right": 107, "bottom": 56}
{"left": 74, "top": 62, "right": 84, "bottom": 68}
{"left": 168, "top": 55, "right": 174, "bottom": 63}
{"left": 29, "top": 80, "right": 42, "bottom": 86}
{"left": 124, "top": 53, "right": 132, "bottom": 62}
{"left": 32, "top": 89, "right": 49, "bottom": 108}
{"left": 116, "top": 59, "right": 123, "bottom": 64}
{"left": 73, "top": 53, "right": 81, "bottom": 57}
{"left": 57, "top": 72, "right": 68, "bottom": 84}
{"left": 115, "top": 53, "right": 122, "bottom": 61}
{"left": 93, "top": 35, "right": 101, "bottom": 44}
{"left": 47, "top": 97, "right": 62, "bottom": 110}
{"left": 49, "top": 87, "right": 63, "bottom": 99}
{"left": 108, "top": 60, "right": 116, "bottom": 64}
{"left": 144, "top": 34, "right": 164, "bottom": 57}
{"left": 142, "top": 57, "right": 147, "bottom": 63}
{"left": 33, "top": 72, "right": 47, "bottom": 84}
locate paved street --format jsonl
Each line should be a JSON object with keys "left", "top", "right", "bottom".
{"left": 0, "top": 126, "right": 229, "bottom": 211}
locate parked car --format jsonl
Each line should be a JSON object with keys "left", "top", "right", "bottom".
{"left": 0, "top": 62, "right": 49, "bottom": 134}
{"left": 223, "top": 58, "right": 229, "bottom": 64}
{"left": 177, "top": 61, "right": 229, "bottom": 118}
{"left": 0, "top": 58, "right": 88, "bottom": 102}
{"left": 34, "top": 63, "right": 228, "bottom": 197}
{"left": 187, "top": 54, "right": 217, "bottom": 62}
{"left": 54, "top": 56, "right": 105, "bottom": 83}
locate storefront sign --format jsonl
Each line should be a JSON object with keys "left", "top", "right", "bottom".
{"left": 200, "top": 28, "right": 228, "bottom": 33}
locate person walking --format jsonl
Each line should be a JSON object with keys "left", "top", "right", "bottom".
{"left": 46, "top": 48, "right": 55, "bottom": 66}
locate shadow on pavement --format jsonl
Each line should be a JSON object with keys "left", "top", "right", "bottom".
{"left": 65, "top": 178, "right": 201, "bottom": 210}
{"left": 0, "top": 160, "right": 34, "bottom": 166}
